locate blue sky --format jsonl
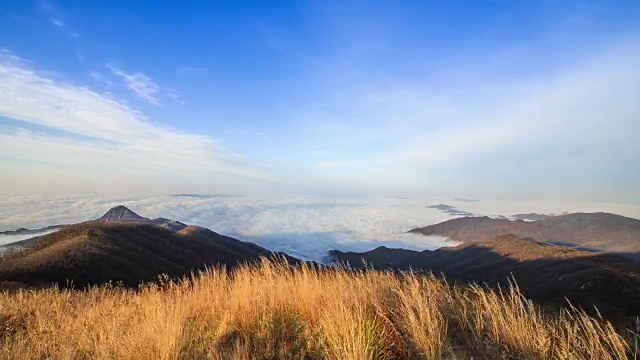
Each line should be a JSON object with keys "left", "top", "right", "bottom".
{"left": 1, "top": 0, "right": 639, "bottom": 202}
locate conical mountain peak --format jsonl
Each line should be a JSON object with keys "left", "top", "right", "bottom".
{"left": 99, "top": 205, "right": 146, "bottom": 221}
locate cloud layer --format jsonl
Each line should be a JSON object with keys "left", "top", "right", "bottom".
{"left": 0, "top": 230, "right": 57, "bottom": 247}
{"left": 0, "top": 195, "right": 458, "bottom": 261}
{"left": 2, "top": 195, "right": 639, "bottom": 262}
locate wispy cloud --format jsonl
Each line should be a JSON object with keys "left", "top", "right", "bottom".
{"left": 38, "top": 1, "right": 81, "bottom": 39}
{"left": 383, "top": 41, "right": 640, "bottom": 177}
{"left": 106, "top": 65, "right": 165, "bottom": 105}
{"left": 107, "top": 64, "right": 182, "bottom": 105}
{"left": 0, "top": 49, "right": 275, "bottom": 193}
{"left": 287, "top": 34, "right": 640, "bottom": 200}
{"left": 90, "top": 71, "right": 112, "bottom": 86}
{"left": 50, "top": 18, "right": 64, "bottom": 27}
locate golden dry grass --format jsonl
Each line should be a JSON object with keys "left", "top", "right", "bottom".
{"left": 0, "top": 258, "right": 630, "bottom": 359}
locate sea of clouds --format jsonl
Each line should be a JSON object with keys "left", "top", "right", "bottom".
{"left": 0, "top": 230, "right": 57, "bottom": 247}
{"left": 1, "top": 194, "right": 639, "bottom": 262}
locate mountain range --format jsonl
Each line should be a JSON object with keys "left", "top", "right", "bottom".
{"left": 331, "top": 212, "right": 640, "bottom": 322}
{"left": 409, "top": 212, "right": 640, "bottom": 261}
{"left": 3, "top": 205, "right": 640, "bottom": 324}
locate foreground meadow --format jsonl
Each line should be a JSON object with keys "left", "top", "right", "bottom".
{"left": 0, "top": 259, "right": 632, "bottom": 359}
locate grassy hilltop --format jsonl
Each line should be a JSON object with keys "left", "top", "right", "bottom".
{"left": 0, "top": 259, "right": 632, "bottom": 359}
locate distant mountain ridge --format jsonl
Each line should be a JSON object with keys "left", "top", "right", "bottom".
{"left": 0, "top": 224, "right": 65, "bottom": 236}
{"left": 409, "top": 212, "right": 640, "bottom": 261}
{"left": 510, "top": 213, "right": 555, "bottom": 221}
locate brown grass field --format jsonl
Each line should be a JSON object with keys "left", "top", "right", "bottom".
{"left": 0, "top": 258, "right": 632, "bottom": 359}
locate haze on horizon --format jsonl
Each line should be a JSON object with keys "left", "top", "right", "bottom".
{"left": 1, "top": 1, "right": 639, "bottom": 203}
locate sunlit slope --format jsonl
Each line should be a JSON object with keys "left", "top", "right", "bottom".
{"left": 0, "top": 259, "right": 630, "bottom": 359}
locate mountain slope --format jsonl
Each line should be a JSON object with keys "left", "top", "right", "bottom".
{"left": 0, "top": 208, "right": 295, "bottom": 288}
{"left": 409, "top": 212, "right": 640, "bottom": 261}
{"left": 329, "top": 234, "right": 640, "bottom": 321}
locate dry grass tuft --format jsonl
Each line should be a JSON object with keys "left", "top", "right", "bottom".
{"left": 0, "top": 259, "right": 630, "bottom": 359}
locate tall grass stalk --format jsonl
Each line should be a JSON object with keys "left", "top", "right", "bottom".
{"left": 0, "top": 259, "right": 630, "bottom": 359}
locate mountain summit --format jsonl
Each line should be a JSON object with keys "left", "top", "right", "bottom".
{"left": 99, "top": 205, "right": 146, "bottom": 221}
{"left": 96, "top": 205, "right": 186, "bottom": 232}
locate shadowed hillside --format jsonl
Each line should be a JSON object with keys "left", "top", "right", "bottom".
{"left": 330, "top": 234, "right": 640, "bottom": 324}
{"left": 0, "top": 221, "right": 291, "bottom": 288}
{"left": 409, "top": 212, "right": 640, "bottom": 261}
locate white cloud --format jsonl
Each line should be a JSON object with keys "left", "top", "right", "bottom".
{"left": 50, "top": 18, "right": 64, "bottom": 27}
{"left": 396, "top": 43, "right": 640, "bottom": 169}
{"left": 107, "top": 64, "right": 165, "bottom": 105}
{"left": 289, "top": 36, "right": 640, "bottom": 200}
{"left": 90, "top": 71, "right": 112, "bottom": 86}
{"left": 38, "top": 1, "right": 80, "bottom": 38}
{"left": 0, "top": 50, "right": 275, "bottom": 193}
